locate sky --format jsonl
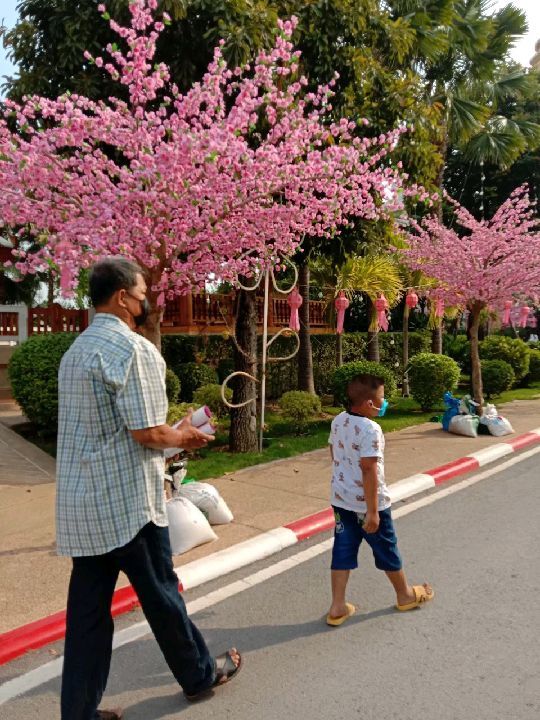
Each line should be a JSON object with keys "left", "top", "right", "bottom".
{"left": 0, "top": 0, "right": 539, "bottom": 92}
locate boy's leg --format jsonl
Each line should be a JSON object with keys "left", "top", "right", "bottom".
{"left": 329, "top": 570, "right": 351, "bottom": 618}
{"left": 363, "top": 508, "right": 433, "bottom": 606}
{"left": 61, "top": 554, "right": 119, "bottom": 720}
{"left": 328, "top": 508, "right": 362, "bottom": 619}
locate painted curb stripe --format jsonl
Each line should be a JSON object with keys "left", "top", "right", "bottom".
{"left": 284, "top": 508, "right": 335, "bottom": 540}
{"left": 427, "top": 456, "right": 480, "bottom": 484}
{"left": 1, "top": 427, "right": 539, "bottom": 666}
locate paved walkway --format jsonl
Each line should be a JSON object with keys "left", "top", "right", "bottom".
{"left": 0, "top": 397, "right": 539, "bottom": 633}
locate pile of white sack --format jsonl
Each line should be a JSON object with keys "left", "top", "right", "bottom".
{"left": 165, "top": 462, "right": 234, "bottom": 555}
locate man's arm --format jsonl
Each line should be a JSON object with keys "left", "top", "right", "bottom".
{"left": 359, "top": 456, "right": 379, "bottom": 533}
{"left": 131, "top": 409, "right": 212, "bottom": 451}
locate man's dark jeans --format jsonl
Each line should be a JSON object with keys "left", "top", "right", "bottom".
{"left": 61, "top": 522, "right": 215, "bottom": 720}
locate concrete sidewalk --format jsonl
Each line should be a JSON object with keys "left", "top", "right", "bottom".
{"left": 1, "top": 397, "right": 539, "bottom": 634}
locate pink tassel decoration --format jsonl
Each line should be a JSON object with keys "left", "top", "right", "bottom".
{"left": 519, "top": 305, "right": 530, "bottom": 328}
{"left": 375, "top": 294, "right": 389, "bottom": 332}
{"left": 502, "top": 300, "right": 513, "bottom": 326}
{"left": 287, "top": 287, "right": 303, "bottom": 332}
{"left": 334, "top": 291, "right": 350, "bottom": 334}
{"left": 405, "top": 290, "right": 418, "bottom": 309}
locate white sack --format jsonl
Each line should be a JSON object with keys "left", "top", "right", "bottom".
{"left": 449, "top": 414, "right": 479, "bottom": 438}
{"left": 177, "top": 481, "right": 234, "bottom": 525}
{"left": 166, "top": 496, "right": 217, "bottom": 555}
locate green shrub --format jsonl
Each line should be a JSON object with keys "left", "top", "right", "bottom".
{"left": 332, "top": 361, "right": 397, "bottom": 408}
{"left": 408, "top": 352, "right": 461, "bottom": 411}
{"left": 8, "top": 333, "right": 77, "bottom": 432}
{"left": 167, "top": 402, "right": 193, "bottom": 425}
{"left": 481, "top": 359, "right": 515, "bottom": 398}
{"left": 524, "top": 349, "right": 540, "bottom": 383}
{"left": 443, "top": 334, "right": 471, "bottom": 372}
{"left": 176, "top": 362, "right": 218, "bottom": 402}
{"left": 278, "top": 390, "right": 322, "bottom": 432}
{"left": 479, "top": 336, "right": 530, "bottom": 381}
{"left": 165, "top": 368, "right": 181, "bottom": 404}
{"left": 192, "top": 383, "right": 232, "bottom": 418}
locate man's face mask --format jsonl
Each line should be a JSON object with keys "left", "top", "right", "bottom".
{"left": 127, "top": 292, "right": 150, "bottom": 328}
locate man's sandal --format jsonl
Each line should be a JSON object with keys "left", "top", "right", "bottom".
{"left": 396, "top": 584, "right": 434, "bottom": 611}
{"left": 97, "top": 710, "right": 123, "bottom": 720}
{"left": 184, "top": 649, "right": 242, "bottom": 702}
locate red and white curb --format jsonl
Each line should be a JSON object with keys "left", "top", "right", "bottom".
{"left": 1, "top": 427, "right": 539, "bottom": 666}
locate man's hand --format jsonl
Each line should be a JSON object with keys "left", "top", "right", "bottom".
{"left": 175, "top": 409, "right": 214, "bottom": 451}
{"left": 362, "top": 510, "right": 380, "bottom": 534}
{"left": 130, "top": 408, "right": 215, "bottom": 451}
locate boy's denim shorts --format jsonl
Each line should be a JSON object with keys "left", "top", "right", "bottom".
{"left": 331, "top": 505, "right": 402, "bottom": 572}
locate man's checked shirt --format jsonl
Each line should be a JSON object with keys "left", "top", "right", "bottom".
{"left": 56, "top": 313, "right": 168, "bottom": 557}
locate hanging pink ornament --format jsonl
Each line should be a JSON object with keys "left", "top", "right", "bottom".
{"left": 375, "top": 294, "right": 389, "bottom": 332}
{"left": 434, "top": 297, "right": 445, "bottom": 318}
{"left": 287, "top": 287, "right": 303, "bottom": 332}
{"left": 405, "top": 290, "right": 418, "bottom": 309}
{"left": 519, "top": 305, "right": 530, "bottom": 328}
{"left": 502, "top": 300, "right": 513, "bottom": 326}
{"left": 334, "top": 291, "right": 350, "bottom": 334}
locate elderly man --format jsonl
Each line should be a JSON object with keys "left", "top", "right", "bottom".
{"left": 57, "top": 257, "right": 241, "bottom": 720}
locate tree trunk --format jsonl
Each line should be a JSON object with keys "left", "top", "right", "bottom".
{"left": 229, "top": 287, "right": 258, "bottom": 453}
{"left": 469, "top": 302, "right": 484, "bottom": 413}
{"left": 431, "top": 324, "right": 442, "bottom": 354}
{"left": 139, "top": 288, "right": 163, "bottom": 352}
{"left": 297, "top": 260, "right": 315, "bottom": 394}
{"left": 402, "top": 304, "right": 410, "bottom": 396}
{"left": 335, "top": 332, "right": 343, "bottom": 368}
{"left": 366, "top": 298, "right": 380, "bottom": 362}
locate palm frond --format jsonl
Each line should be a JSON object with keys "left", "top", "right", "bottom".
{"left": 337, "top": 255, "right": 403, "bottom": 306}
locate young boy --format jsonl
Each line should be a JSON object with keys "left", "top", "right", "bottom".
{"left": 326, "top": 373, "right": 434, "bottom": 625}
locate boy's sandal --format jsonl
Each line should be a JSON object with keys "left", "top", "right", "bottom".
{"left": 326, "top": 602, "right": 356, "bottom": 626}
{"left": 184, "top": 649, "right": 242, "bottom": 702}
{"left": 396, "top": 584, "right": 434, "bottom": 612}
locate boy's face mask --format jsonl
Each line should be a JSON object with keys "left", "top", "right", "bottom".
{"left": 374, "top": 399, "right": 389, "bottom": 417}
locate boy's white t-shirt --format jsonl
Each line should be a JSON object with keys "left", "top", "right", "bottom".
{"left": 329, "top": 411, "right": 391, "bottom": 513}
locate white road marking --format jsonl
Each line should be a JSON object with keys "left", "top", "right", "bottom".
{"left": 2, "top": 444, "right": 539, "bottom": 705}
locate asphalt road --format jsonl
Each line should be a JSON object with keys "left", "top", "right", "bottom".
{"left": 1, "top": 448, "right": 539, "bottom": 720}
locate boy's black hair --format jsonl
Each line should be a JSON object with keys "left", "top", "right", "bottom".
{"left": 346, "top": 373, "right": 385, "bottom": 408}
{"left": 89, "top": 257, "right": 144, "bottom": 307}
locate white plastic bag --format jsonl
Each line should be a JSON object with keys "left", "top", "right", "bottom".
{"left": 484, "top": 415, "right": 514, "bottom": 437}
{"left": 166, "top": 496, "right": 217, "bottom": 555}
{"left": 176, "top": 482, "right": 234, "bottom": 525}
{"left": 449, "top": 414, "right": 479, "bottom": 438}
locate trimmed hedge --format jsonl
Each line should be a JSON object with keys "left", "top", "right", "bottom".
{"left": 525, "top": 349, "right": 540, "bottom": 383}
{"left": 192, "top": 383, "right": 232, "bottom": 418}
{"left": 479, "top": 336, "right": 530, "bottom": 382}
{"left": 408, "top": 352, "right": 461, "bottom": 411}
{"left": 481, "top": 359, "right": 515, "bottom": 399}
{"left": 8, "top": 333, "right": 78, "bottom": 432}
{"left": 278, "top": 390, "right": 322, "bottom": 432}
{"left": 176, "top": 362, "right": 218, "bottom": 402}
{"left": 165, "top": 368, "right": 181, "bottom": 404}
{"left": 332, "top": 361, "right": 397, "bottom": 409}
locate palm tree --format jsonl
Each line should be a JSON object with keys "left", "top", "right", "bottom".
{"left": 337, "top": 254, "right": 403, "bottom": 363}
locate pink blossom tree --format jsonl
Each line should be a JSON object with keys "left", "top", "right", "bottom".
{"left": 400, "top": 185, "right": 540, "bottom": 409}
{"left": 0, "top": 0, "right": 423, "bottom": 349}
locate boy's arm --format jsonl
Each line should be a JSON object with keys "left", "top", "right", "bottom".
{"left": 329, "top": 444, "right": 334, "bottom": 461}
{"left": 359, "top": 457, "right": 379, "bottom": 533}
